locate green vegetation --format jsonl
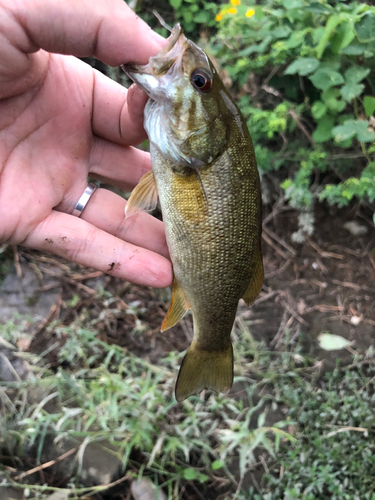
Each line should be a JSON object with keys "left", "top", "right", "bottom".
{"left": 1, "top": 303, "right": 375, "bottom": 498}
{"left": 259, "top": 358, "right": 375, "bottom": 499}
{"left": 140, "top": 0, "right": 375, "bottom": 235}
{"left": 211, "top": 0, "right": 375, "bottom": 235}
{"left": 1, "top": 308, "right": 293, "bottom": 498}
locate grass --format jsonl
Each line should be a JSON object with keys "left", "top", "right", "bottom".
{"left": 1, "top": 289, "right": 375, "bottom": 499}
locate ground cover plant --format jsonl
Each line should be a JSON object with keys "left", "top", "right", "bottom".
{"left": 0, "top": 258, "right": 374, "bottom": 499}
{"left": 0, "top": 296, "right": 295, "bottom": 499}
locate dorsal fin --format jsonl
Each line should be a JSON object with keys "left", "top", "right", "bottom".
{"left": 161, "top": 278, "right": 191, "bottom": 332}
{"left": 125, "top": 170, "right": 158, "bottom": 218}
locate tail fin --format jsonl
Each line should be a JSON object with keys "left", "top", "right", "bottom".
{"left": 175, "top": 343, "right": 233, "bottom": 402}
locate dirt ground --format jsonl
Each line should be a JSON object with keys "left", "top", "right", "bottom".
{"left": 2, "top": 200, "right": 374, "bottom": 373}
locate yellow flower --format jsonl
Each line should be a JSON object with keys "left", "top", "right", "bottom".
{"left": 230, "top": 0, "right": 241, "bottom": 5}
{"left": 216, "top": 8, "right": 228, "bottom": 21}
{"left": 245, "top": 8, "right": 255, "bottom": 18}
{"left": 228, "top": 7, "right": 237, "bottom": 15}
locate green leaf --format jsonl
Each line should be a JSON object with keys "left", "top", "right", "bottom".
{"left": 309, "top": 68, "right": 344, "bottom": 91}
{"left": 340, "top": 83, "right": 364, "bottom": 102}
{"left": 284, "top": 58, "right": 320, "bottom": 76}
{"left": 312, "top": 116, "right": 335, "bottom": 143}
{"left": 169, "top": 0, "right": 182, "bottom": 8}
{"left": 212, "top": 459, "right": 224, "bottom": 471}
{"left": 340, "top": 44, "right": 365, "bottom": 56}
{"left": 318, "top": 333, "right": 350, "bottom": 351}
{"left": 331, "top": 22, "right": 355, "bottom": 54}
{"left": 198, "top": 473, "right": 209, "bottom": 483}
{"left": 281, "top": 0, "right": 304, "bottom": 8}
{"left": 355, "top": 12, "right": 375, "bottom": 43}
{"left": 332, "top": 121, "right": 357, "bottom": 142}
{"left": 355, "top": 121, "right": 375, "bottom": 142}
{"left": 183, "top": 468, "right": 198, "bottom": 480}
{"left": 195, "top": 11, "right": 210, "bottom": 23}
{"left": 333, "top": 119, "right": 375, "bottom": 142}
{"left": 272, "top": 27, "right": 291, "bottom": 39}
{"left": 311, "top": 101, "right": 327, "bottom": 120}
{"left": 313, "top": 27, "right": 325, "bottom": 45}
{"left": 316, "top": 14, "right": 346, "bottom": 59}
{"left": 364, "top": 96, "right": 375, "bottom": 118}
{"left": 322, "top": 88, "right": 346, "bottom": 112}
{"left": 344, "top": 66, "right": 370, "bottom": 84}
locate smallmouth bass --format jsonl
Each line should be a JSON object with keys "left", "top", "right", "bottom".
{"left": 123, "top": 24, "right": 263, "bottom": 401}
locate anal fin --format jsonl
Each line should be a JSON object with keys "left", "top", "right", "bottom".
{"left": 161, "top": 278, "right": 190, "bottom": 332}
{"left": 242, "top": 250, "right": 264, "bottom": 306}
{"left": 125, "top": 170, "right": 158, "bottom": 218}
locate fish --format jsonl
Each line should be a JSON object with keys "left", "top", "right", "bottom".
{"left": 122, "top": 24, "right": 263, "bottom": 402}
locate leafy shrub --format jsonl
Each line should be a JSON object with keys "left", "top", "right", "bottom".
{"left": 210, "top": 0, "right": 375, "bottom": 231}
{"left": 137, "top": 0, "right": 218, "bottom": 38}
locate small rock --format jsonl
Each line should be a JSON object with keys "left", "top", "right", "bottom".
{"left": 0, "top": 348, "right": 31, "bottom": 382}
{"left": 131, "top": 478, "right": 168, "bottom": 500}
{"left": 343, "top": 221, "right": 368, "bottom": 236}
{"left": 0, "top": 263, "right": 61, "bottom": 325}
{"left": 0, "top": 486, "right": 24, "bottom": 500}
{"left": 40, "top": 437, "right": 123, "bottom": 487}
{"left": 350, "top": 315, "right": 362, "bottom": 326}
{"left": 44, "top": 492, "right": 69, "bottom": 500}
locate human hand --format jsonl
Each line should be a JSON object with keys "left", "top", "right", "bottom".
{"left": 0, "top": 0, "right": 172, "bottom": 288}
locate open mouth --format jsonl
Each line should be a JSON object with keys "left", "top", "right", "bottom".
{"left": 121, "top": 23, "right": 188, "bottom": 85}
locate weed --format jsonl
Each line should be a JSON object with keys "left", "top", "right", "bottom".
{"left": 1, "top": 301, "right": 375, "bottom": 498}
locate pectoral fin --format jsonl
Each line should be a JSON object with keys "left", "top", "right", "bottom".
{"left": 171, "top": 171, "right": 208, "bottom": 223}
{"left": 161, "top": 278, "right": 190, "bottom": 332}
{"left": 242, "top": 250, "right": 264, "bottom": 306}
{"left": 125, "top": 170, "right": 158, "bottom": 218}
{"left": 175, "top": 343, "right": 233, "bottom": 402}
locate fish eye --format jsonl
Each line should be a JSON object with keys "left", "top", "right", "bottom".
{"left": 190, "top": 69, "right": 213, "bottom": 93}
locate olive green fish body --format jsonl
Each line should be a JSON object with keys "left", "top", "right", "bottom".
{"left": 152, "top": 123, "right": 261, "bottom": 349}
{"left": 123, "top": 24, "right": 263, "bottom": 401}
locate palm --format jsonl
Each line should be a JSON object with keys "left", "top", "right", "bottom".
{"left": 1, "top": 54, "right": 94, "bottom": 238}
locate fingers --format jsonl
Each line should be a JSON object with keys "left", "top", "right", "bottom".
{"left": 89, "top": 136, "right": 152, "bottom": 190}
{"left": 23, "top": 210, "right": 172, "bottom": 288}
{"left": 62, "top": 186, "right": 169, "bottom": 260}
{"left": 92, "top": 70, "right": 148, "bottom": 146}
{"left": 9, "top": 0, "right": 166, "bottom": 66}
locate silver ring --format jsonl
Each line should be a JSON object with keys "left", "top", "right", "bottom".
{"left": 72, "top": 183, "right": 97, "bottom": 217}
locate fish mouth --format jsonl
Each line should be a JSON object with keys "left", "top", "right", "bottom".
{"left": 121, "top": 24, "right": 189, "bottom": 98}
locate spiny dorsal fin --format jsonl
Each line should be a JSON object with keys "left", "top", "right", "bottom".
{"left": 125, "top": 170, "right": 158, "bottom": 218}
{"left": 242, "top": 250, "right": 264, "bottom": 306}
{"left": 161, "top": 278, "right": 190, "bottom": 332}
{"left": 175, "top": 342, "right": 233, "bottom": 402}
